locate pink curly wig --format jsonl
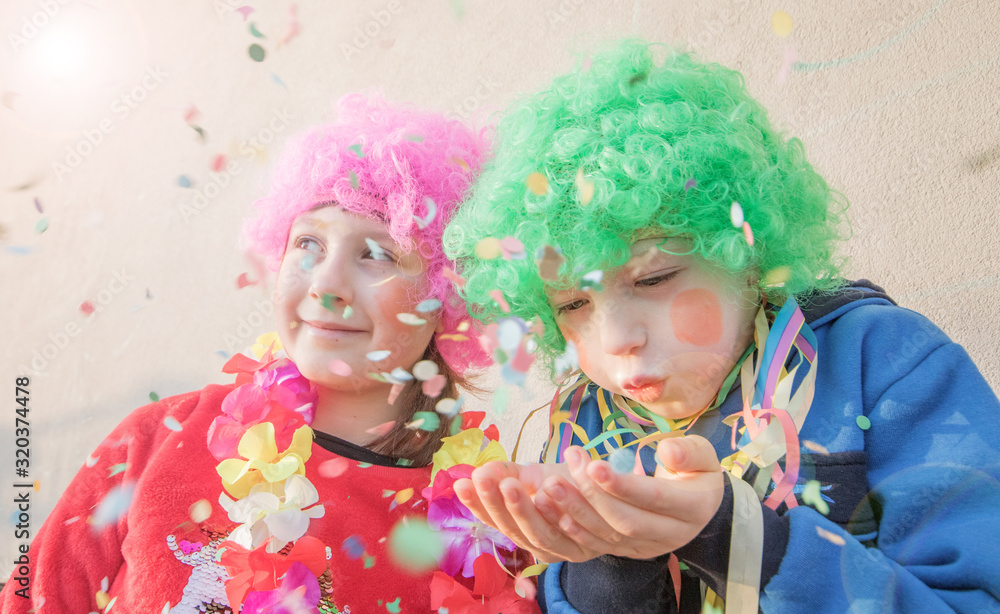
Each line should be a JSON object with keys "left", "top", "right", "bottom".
{"left": 243, "top": 93, "right": 491, "bottom": 375}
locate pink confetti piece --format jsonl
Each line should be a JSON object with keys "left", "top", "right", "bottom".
{"left": 366, "top": 421, "right": 395, "bottom": 437}
{"left": 684, "top": 178, "right": 697, "bottom": 192}
{"left": 318, "top": 457, "right": 351, "bottom": 478}
{"left": 489, "top": 290, "right": 510, "bottom": 312}
{"left": 742, "top": 221, "right": 754, "bottom": 247}
{"left": 80, "top": 301, "right": 95, "bottom": 315}
{"left": 277, "top": 3, "right": 300, "bottom": 48}
{"left": 211, "top": 154, "right": 227, "bottom": 172}
{"left": 500, "top": 236, "right": 525, "bottom": 260}
{"left": 802, "top": 440, "right": 829, "bottom": 455}
{"left": 421, "top": 374, "right": 446, "bottom": 397}
{"left": 236, "top": 272, "right": 256, "bottom": 289}
{"left": 183, "top": 105, "right": 200, "bottom": 124}
{"left": 33, "top": 197, "right": 42, "bottom": 213}
{"left": 387, "top": 383, "right": 404, "bottom": 405}
{"left": 329, "top": 359, "right": 353, "bottom": 377}
{"left": 815, "top": 526, "right": 846, "bottom": 546}
{"left": 442, "top": 267, "right": 466, "bottom": 288}
{"left": 236, "top": 5, "right": 254, "bottom": 20}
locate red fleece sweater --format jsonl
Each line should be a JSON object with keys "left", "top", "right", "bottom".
{"left": 0, "top": 384, "right": 444, "bottom": 613}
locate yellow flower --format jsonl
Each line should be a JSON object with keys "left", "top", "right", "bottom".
{"left": 217, "top": 423, "right": 313, "bottom": 498}
{"left": 431, "top": 428, "right": 506, "bottom": 483}
{"left": 250, "top": 332, "right": 283, "bottom": 359}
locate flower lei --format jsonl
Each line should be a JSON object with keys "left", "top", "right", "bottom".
{"left": 207, "top": 340, "right": 542, "bottom": 614}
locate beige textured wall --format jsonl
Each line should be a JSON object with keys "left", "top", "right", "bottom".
{"left": 1, "top": 0, "right": 998, "bottom": 578}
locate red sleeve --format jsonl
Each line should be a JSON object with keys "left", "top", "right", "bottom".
{"left": 0, "top": 389, "right": 209, "bottom": 613}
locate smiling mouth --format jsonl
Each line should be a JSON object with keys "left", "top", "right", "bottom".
{"left": 302, "top": 321, "right": 366, "bottom": 338}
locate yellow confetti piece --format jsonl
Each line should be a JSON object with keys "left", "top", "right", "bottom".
{"left": 96, "top": 590, "right": 110, "bottom": 609}
{"left": 394, "top": 488, "right": 414, "bottom": 505}
{"left": 33, "top": 480, "right": 41, "bottom": 491}
{"left": 763, "top": 266, "right": 792, "bottom": 288}
{"left": 526, "top": 172, "right": 548, "bottom": 196}
{"left": 474, "top": 237, "right": 503, "bottom": 260}
{"left": 815, "top": 525, "right": 846, "bottom": 545}
{"left": 575, "top": 169, "right": 594, "bottom": 205}
{"left": 802, "top": 439, "right": 829, "bottom": 455}
{"left": 801, "top": 480, "right": 830, "bottom": 515}
{"left": 772, "top": 10, "right": 794, "bottom": 37}
{"left": 371, "top": 274, "right": 398, "bottom": 287}
{"left": 189, "top": 499, "right": 212, "bottom": 523}
{"left": 457, "top": 321, "right": 470, "bottom": 332}
{"left": 396, "top": 313, "right": 427, "bottom": 326}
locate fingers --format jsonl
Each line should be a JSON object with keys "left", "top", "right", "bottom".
{"left": 655, "top": 435, "right": 722, "bottom": 474}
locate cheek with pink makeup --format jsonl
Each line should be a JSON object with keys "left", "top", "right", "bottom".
{"left": 669, "top": 288, "right": 723, "bottom": 347}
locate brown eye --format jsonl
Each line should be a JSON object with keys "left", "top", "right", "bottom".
{"left": 557, "top": 299, "right": 588, "bottom": 314}
{"left": 636, "top": 270, "right": 680, "bottom": 287}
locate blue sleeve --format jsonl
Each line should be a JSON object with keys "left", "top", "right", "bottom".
{"left": 761, "top": 312, "right": 1000, "bottom": 612}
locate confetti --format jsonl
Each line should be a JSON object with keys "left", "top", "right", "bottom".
{"left": 742, "top": 221, "right": 754, "bottom": 247}
{"left": 500, "top": 236, "right": 526, "bottom": 260}
{"left": 397, "top": 313, "right": 427, "bottom": 326}
{"left": 497, "top": 318, "right": 524, "bottom": 352}
{"left": 526, "top": 172, "right": 548, "bottom": 196}
{"left": 815, "top": 525, "right": 846, "bottom": 546}
{"left": 365, "top": 238, "right": 387, "bottom": 260}
{"left": 492, "top": 385, "right": 509, "bottom": 415}
{"left": 183, "top": 105, "right": 199, "bottom": 123}
{"left": 190, "top": 125, "right": 206, "bottom": 141}
{"left": 390, "top": 367, "right": 414, "bottom": 381}
{"left": 406, "top": 411, "right": 440, "bottom": 431}
{"left": 270, "top": 73, "right": 287, "bottom": 89}
{"left": 210, "top": 154, "right": 226, "bottom": 172}
{"left": 249, "top": 22, "right": 265, "bottom": 38}
{"left": 575, "top": 169, "right": 594, "bottom": 205}
{"left": 348, "top": 143, "right": 365, "bottom": 158}
{"left": 150, "top": 392, "right": 160, "bottom": 402}
{"left": 385, "top": 597, "right": 402, "bottom": 613}
{"left": 474, "top": 237, "right": 503, "bottom": 260}
{"left": 763, "top": 266, "right": 792, "bottom": 288}
{"left": 777, "top": 44, "right": 799, "bottom": 87}
{"left": 163, "top": 417, "right": 183, "bottom": 432}
{"left": 342, "top": 535, "right": 365, "bottom": 560}
{"left": 422, "top": 374, "right": 446, "bottom": 397}
{"left": 96, "top": 589, "right": 111, "bottom": 609}
{"left": 86, "top": 454, "right": 100, "bottom": 468}
{"left": 189, "top": 499, "right": 212, "bottom": 523}
{"left": 442, "top": 267, "right": 466, "bottom": 288}
{"left": 366, "top": 350, "right": 391, "bottom": 361}
{"left": 412, "top": 360, "right": 439, "bottom": 381}
{"left": 300, "top": 253, "right": 315, "bottom": 271}
{"left": 536, "top": 245, "right": 566, "bottom": 281}
{"left": 277, "top": 3, "right": 300, "bottom": 47}
{"left": 328, "top": 359, "right": 353, "bottom": 377}
{"left": 318, "top": 457, "right": 351, "bottom": 478}
{"left": 684, "top": 178, "right": 697, "bottom": 192}
{"left": 80, "top": 301, "right": 95, "bottom": 315}
{"left": 449, "top": 156, "right": 470, "bottom": 172}
{"left": 343, "top": 305, "right": 353, "bottom": 319}
{"left": 802, "top": 439, "right": 829, "bottom": 455}
{"left": 91, "top": 483, "right": 135, "bottom": 529}
{"left": 730, "top": 201, "right": 744, "bottom": 228}
{"left": 580, "top": 270, "right": 604, "bottom": 292}
{"left": 413, "top": 196, "right": 437, "bottom": 229}
{"left": 415, "top": 298, "right": 442, "bottom": 313}
{"left": 236, "top": 6, "right": 254, "bottom": 20}
{"left": 801, "top": 480, "right": 830, "bottom": 515}
{"left": 457, "top": 321, "right": 470, "bottom": 332}
{"left": 321, "top": 293, "right": 337, "bottom": 312}
{"left": 405, "top": 134, "right": 424, "bottom": 142}
{"left": 348, "top": 170, "right": 359, "bottom": 189}
{"left": 435, "top": 397, "right": 462, "bottom": 417}
{"left": 489, "top": 290, "right": 510, "bottom": 312}
{"left": 388, "top": 518, "right": 443, "bottom": 573}
{"left": 608, "top": 447, "right": 636, "bottom": 474}
{"left": 108, "top": 463, "right": 128, "bottom": 477}
{"left": 366, "top": 421, "right": 395, "bottom": 437}
{"left": 772, "top": 10, "right": 794, "bottom": 37}
{"left": 34, "top": 218, "right": 48, "bottom": 234}
{"left": 236, "top": 273, "right": 256, "bottom": 289}
{"left": 177, "top": 175, "right": 192, "bottom": 188}
{"left": 33, "top": 197, "right": 42, "bottom": 213}
{"left": 856, "top": 415, "right": 871, "bottom": 430}
{"left": 248, "top": 43, "right": 266, "bottom": 62}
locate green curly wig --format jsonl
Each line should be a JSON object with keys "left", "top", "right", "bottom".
{"left": 444, "top": 39, "right": 849, "bottom": 375}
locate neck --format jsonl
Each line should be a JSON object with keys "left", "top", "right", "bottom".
{"left": 308, "top": 384, "right": 402, "bottom": 447}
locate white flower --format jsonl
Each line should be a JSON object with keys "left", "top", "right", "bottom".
{"left": 220, "top": 474, "right": 325, "bottom": 552}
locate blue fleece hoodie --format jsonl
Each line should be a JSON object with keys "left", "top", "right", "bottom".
{"left": 539, "top": 281, "right": 1000, "bottom": 613}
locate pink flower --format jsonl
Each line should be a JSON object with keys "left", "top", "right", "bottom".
{"left": 207, "top": 383, "right": 309, "bottom": 462}
{"left": 241, "top": 562, "right": 321, "bottom": 614}
{"left": 254, "top": 359, "right": 317, "bottom": 424}
{"left": 427, "top": 491, "right": 516, "bottom": 577}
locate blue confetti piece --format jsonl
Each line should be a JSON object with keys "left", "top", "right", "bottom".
{"left": 608, "top": 447, "right": 636, "bottom": 474}
{"left": 91, "top": 483, "right": 135, "bottom": 530}
{"left": 5, "top": 246, "right": 33, "bottom": 255}
{"left": 415, "top": 298, "right": 442, "bottom": 313}
{"left": 177, "top": 175, "right": 192, "bottom": 188}
{"left": 342, "top": 535, "right": 365, "bottom": 560}
{"left": 270, "top": 73, "right": 287, "bottom": 89}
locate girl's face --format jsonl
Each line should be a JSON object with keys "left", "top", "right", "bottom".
{"left": 275, "top": 205, "right": 438, "bottom": 394}
{"left": 548, "top": 237, "right": 759, "bottom": 419}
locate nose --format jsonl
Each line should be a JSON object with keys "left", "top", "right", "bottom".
{"left": 595, "top": 299, "right": 646, "bottom": 356}
{"left": 307, "top": 251, "right": 355, "bottom": 307}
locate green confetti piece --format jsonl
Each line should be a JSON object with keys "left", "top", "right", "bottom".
{"left": 108, "top": 462, "right": 128, "bottom": 477}
{"left": 386, "top": 597, "right": 401, "bottom": 613}
{"left": 348, "top": 143, "right": 365, "bottom": 158}
{"left": 150, "top": 391, "right": 160, "bottom": 402}
{"left": 363, "top": 554, "right": 376, "bottom": 569}
{"left": 357, "top": 462, "right": 373, "bottom": 469}
{"left": 249, "top": 22, "right": 265, "bottom": 38}
{"left": 388, "top": 518, "right": 443, "bottom": 572}
{"left": 492, "top": 385, "right": 509, "bottom": 416}
{"left": 404, "top": 134, "right": 424, "bottom": 142}
{"left": 449, "top": 418, "right": 462, "bottom": 436}
{"left": 856, "top": 415, "right": 871, "bottom": 430}
{"left": 395, "top": 458, "right": 413, "bottom": 466}
{"left": 348, "top": 170, "right": 358, "bottom": 189}
{"left": 190, "top": 125, "right": 206, "bottom": 141}
{"left": 343, "top": 305, "right": 353, "bottom": 319}
{"left": 34, "top": 217, "right": 48, "bottom": 234}
{"left": 801, "top": 480, "right": 830, "bottom": 515}
{"left": 248, "top": 43, "right": 266, "bottom": 62}
{"left": 411, "top": 411, "right": 440, "bottom": 431}
{"left": 321, "top": 293, "right": 337, "bottom": 312}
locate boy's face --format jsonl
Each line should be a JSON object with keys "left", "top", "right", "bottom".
{"left": 274, "top": 205, "right": 439, "bottom": 393}
{"left": 547, "top": 237, "right": 759, "bottom": 419}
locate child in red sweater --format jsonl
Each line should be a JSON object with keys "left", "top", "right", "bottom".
{"left": 1, "top": 94, "right": 540, "bottom": 614}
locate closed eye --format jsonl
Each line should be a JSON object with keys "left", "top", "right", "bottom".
{"left": 636, "top": 270, "right": 680, "bottom": 287}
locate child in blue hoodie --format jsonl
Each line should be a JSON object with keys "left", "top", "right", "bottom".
{"left": 443, "top": 39, "right": 1000, "bottom": 613}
